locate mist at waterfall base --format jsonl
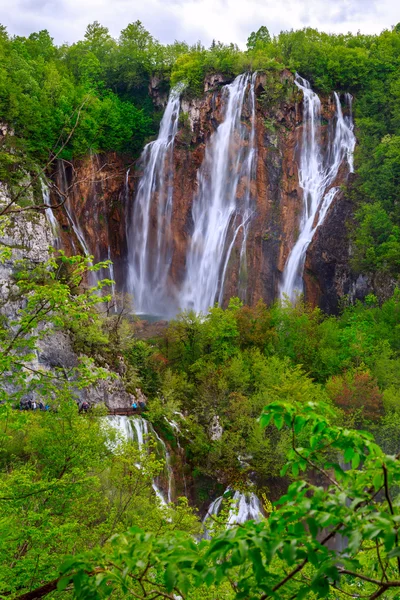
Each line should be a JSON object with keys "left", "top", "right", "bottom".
{"left": 126, "top": 74, "right": 257, "bottom": 318}
{"left": 279, "top": 74, "right": 356, "bottom": 303}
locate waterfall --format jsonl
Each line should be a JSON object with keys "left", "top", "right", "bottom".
{"left": 107, "top": 246, "right": 117, "bottom": 309}
{"left": 127, "top": 87, "right": 183, "bottom": 317}
{"left": 180, "top": 72, "right": 257, "bottom": 314}
{"left": 280, "top": 75, "right": 356, "bottom": 302}
{"left": 203, "top": 489, "right": 263, "bottom": 538}
{"left": 227, "top": 491, "right": 263, "bottom": 525}
{"left": 107, "top": 415, "right": 173, "bottom": 505}
{"left": 166, "top": 417, "right": 188, "bottom": 497}
{"left": 41, "top": 180, "right": 60, "bottom": 248}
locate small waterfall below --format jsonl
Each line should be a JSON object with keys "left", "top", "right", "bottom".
{"left": 280, "top": 75, "right": 356, "bottom": 302}
{"left": 107, "top": 415, "right": 174, "bottom": 505}
{"left": 127, "top": 87, "right": 182, "bottom": 317}
{"left": 181, "top": 72, "right": 257, "bottom": 313}
{"left": 203, "top": 489, "right": 263, "bottom": 538}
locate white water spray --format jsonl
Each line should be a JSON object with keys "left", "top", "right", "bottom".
{"left": 280, "top": 75, "right": 355, "bottom": 302}
{"left": 181, "top": 73, "right": 257, "bottom": 313}
{"left": 107, "top": 415, "right": 173, "bottom": 505}
{"left": 203, "top": 488, "right": 263, "bottom": 538}
{"left": 41, "top": 180, "right": 61, "bottom": 248}
{"left": 127, "top": 87, "right": 183, "bottom": 316}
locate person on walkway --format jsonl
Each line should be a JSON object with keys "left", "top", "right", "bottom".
{"left": 132, "top": 401, "right": 138, "bottom": 411}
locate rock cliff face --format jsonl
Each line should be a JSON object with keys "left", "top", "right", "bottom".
{"left": 50, "top": 154, "right": 133, "bottom": 292}
{"left": 49, "top": 71, "right": 363, "bottom": 313}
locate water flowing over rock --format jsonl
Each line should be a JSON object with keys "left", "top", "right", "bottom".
{"left": 107, "top": 415, "right": 174, "bottom": 505}
{"left": 180, "top": 73, "right": 257, "bottom": 313}
{"left": 279, "top": 75, "right": 356, "bottom": 302}
{"left": 48, "top": 70, "right": 374, "bottom": 314}
{"left": 41, "top": 180, "right": 61, "bottom": 249}
{"left": 127, "top": 86, "right": 183, "bottom": 317}
{"left": 203, "top": 489, "right": 263, "bottom": 538}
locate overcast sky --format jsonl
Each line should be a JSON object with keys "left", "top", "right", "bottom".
{"left": 2, "top": 0, "right": 400, "bottom": 47}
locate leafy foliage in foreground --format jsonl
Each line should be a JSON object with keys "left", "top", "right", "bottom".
{"left": 59, "top": 399, "right": 400, "bottom": 599}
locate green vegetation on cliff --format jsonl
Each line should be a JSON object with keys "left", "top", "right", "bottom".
{"left": 2, "top": 229, "right": 400, "bottom": 597}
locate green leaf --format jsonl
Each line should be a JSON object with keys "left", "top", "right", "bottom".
{"left": 164, "top": 564, "right": 177, "bottom": 592}
{"left": 352, "top": 453, "right": 361, "bottom": 469}
{"left": 57, "top": 577, "right": 72, "bottom": 592}
{"left": 373, "top": 471, "right": 383, "bottom": 491}
{"left": 344, "top": 446, "right": 354, "bottom": 462}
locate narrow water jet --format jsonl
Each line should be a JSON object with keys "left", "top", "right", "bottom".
{"left": 41, "top": 180, "right": 61, "bottom": 248}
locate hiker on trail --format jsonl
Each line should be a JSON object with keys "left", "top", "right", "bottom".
{"left": 80, "top": 401, "right": 89, "bottom": 413}
{"left": 38, "top": 401, "right": 44, "bottom": 411}
{"left": 132, "top": 401, "right": 138, "bottom": 411}
{"left": 32, "top": 401, "right": 37, "bottom": 410}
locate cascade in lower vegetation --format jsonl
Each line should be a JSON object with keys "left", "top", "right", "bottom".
{"left": 279, "top": 75, "right": 356, "bottom": 302}
{"left": 180, "top": 72, "right": 257, "bottom": 313}
{"left": 107, "top": 415, "right": 174, "bottom": 505}
{"left": 203, "top": 489, "right": 263, "bottom": 538}
{"left": 127, "top": 86, "right": 182, "bottom": 317}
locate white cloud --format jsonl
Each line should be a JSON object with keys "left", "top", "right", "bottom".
{"left": 1, "top": 0, "right": 400, "bottom": 46}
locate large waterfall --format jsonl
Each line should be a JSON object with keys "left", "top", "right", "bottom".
{"left": 127, "top": 87, "right": 182, "bottom": 316}
{"left": 280, "top": 75, "right": 356, "bottom": 302}
{"left": 180, "top": 73, "right": 257, "bottom": 313}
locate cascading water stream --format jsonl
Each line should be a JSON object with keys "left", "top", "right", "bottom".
{"left": 203, "top": 489, "right": 263, "bottom": 538}
{"left": 127, "top": 86, "right": 182, "bottom": 316}
{"left": 181, "top": 72, "right": 257, "bottom": 313}
{"left": 280, "top": 75, "right": 356, "bottom": 302}
{"left": 41, "top": 180, "right": 61, "bottom": 248}
{"left": 107, "top": 415, "right": 173, "bottom": 505}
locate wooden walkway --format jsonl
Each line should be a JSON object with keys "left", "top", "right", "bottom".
{"left": 108, "top": 408, "right": 146, "bottom": 416}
